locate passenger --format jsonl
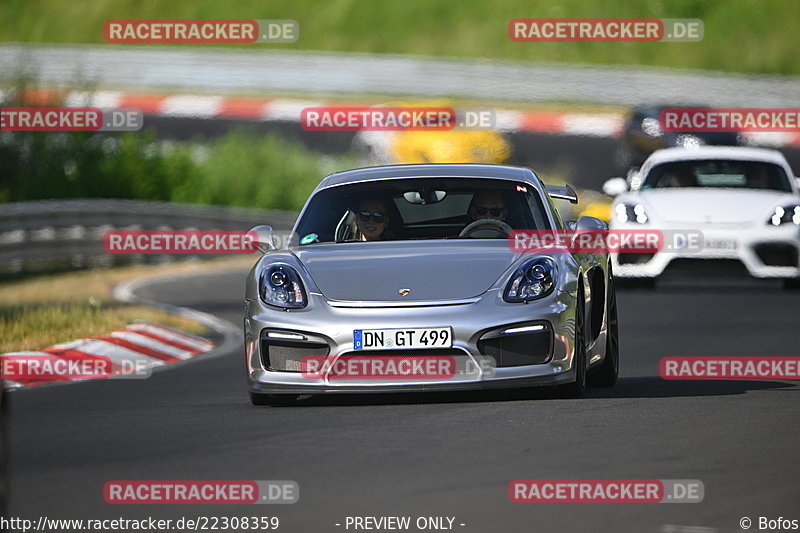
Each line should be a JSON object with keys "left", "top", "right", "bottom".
{"left": 746, "top": 166, "right": 771, "bottom": 189}
{"left": 356, "top": 198, "right": 391, "bottom": 241}
{"left": 663, "top": 165, "right": 696, "bottom": 188}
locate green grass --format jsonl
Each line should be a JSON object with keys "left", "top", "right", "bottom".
{"left": 169, "top": 131, "right": 356, "bottom": 210}
{"left": 0, "top": 302, "right": 207, "bottom": 353}
{"left": 0, "top": 126, "right": 357, "bottom": 210}
{"left": 0, "top": 256, "right": 257, "bottom": 352}
{"left": 1, "top": 0, "right": 798, "bottom": 75}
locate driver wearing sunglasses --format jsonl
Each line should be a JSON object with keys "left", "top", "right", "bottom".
{"left": 356, "top": 199, "right": 391, "bottom": 241}
{"left": 468, "top": 190, "right": 508, "bottom": 222}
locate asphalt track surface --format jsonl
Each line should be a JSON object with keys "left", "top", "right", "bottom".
{"left": 7, "top": 268, "right": 800, "bottom": 532}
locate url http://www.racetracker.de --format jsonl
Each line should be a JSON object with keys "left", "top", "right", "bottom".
{"left": 0, "top": 515, "right": 280, "bottom": 532}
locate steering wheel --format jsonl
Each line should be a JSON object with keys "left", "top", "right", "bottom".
{"left": 458, "top": 218, "right": 514, "bottom": 238}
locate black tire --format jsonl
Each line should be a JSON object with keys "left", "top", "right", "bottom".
{"left": 589, "top": 275, "right": 619, "bottom": 387}
{"left": 557, "top": 291, "right": 587, "bottom": 398}
{"left": 249, "top": 392, "right": 299, "bottom": 407}
{"left": 783, "top": 278, "right": 800, "bottom": 290}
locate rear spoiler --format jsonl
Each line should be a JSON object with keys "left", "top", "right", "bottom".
{"left": 545, "top": 184, "right": 578, "bottom": 204}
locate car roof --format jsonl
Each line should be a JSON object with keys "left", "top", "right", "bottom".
{"left": 643, "top": 146, "right": 790, "bottom": 166}
{"left": 317, "top": 163, "right": 539, "bottom": 190}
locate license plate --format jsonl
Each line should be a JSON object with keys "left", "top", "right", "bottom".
{"left": 353, "top": 327, "right": 452, "bottom": 350}
{"left": 705, "top": 238, "right": 738, "bottom": 250}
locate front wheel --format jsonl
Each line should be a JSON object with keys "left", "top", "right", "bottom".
{"left": 557, "top": 293, "right": 587, "bottom": 398}
{"left": 589, "top": 275, "right": 619, "bottom": 387}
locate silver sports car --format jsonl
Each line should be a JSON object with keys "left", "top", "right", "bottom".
{"left": 244, "top": 164, "right": 618, "bottom": 405}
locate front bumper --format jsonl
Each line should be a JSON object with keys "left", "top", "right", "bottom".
{"left": 245, "top": 288, "right": 590, "bottom": 394}
{"left": 611, "top": 222, "right": 800, "bottom": 279}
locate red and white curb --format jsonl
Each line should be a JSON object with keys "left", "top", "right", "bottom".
{"left": 15, "top": 88, "right": 800, "bottom": 147}
{"left": 1, "top": 322, "right": 213, "bottom": 389}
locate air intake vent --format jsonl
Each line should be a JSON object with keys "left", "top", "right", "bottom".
{"left": 261, "top": 332, "right": 330, "bottom": 372}
{"left": 477, "top": 323, "right": 552, "bottom": 367}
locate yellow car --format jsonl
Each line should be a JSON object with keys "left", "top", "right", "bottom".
{"left": 356, "top": 100, "right": 512, "bottom": 165}
{"left": 578, "top": 200, "right": 613, "bottom": 223}
{"left": 391, "top": 129, "right": 511, "bottom": 164}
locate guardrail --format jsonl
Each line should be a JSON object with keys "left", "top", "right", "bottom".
{"left": 2, "top": 44, "right": 799, "bottom": 107}
{"left": 0, "top": 199, "right": 297, "bottom": 276}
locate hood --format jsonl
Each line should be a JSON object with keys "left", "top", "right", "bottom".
{"left": 293, "top": 241, "right": 519, "bottom": 302}
{"left": 634, "top": 189, "right": 793, "bottom": 225}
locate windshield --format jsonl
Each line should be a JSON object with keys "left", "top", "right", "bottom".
{"left": 641, "top": 159, "right": 791, "bottom": 191}
{"left": 294, "top": 177, "right": 550, "bottom": 244}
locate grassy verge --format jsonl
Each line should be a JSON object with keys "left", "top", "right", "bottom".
{"left": 0, "top": 125, "right": 357, "bottom": 209}
{"left": 1, "top": 0, "right": 798, "bottom": 75}
{"left": 0, "top": 76, "right": 357, "bottom": 207}
{"left": 0, "top": 256, "right": 254, "bottom": 353}
{"left": 0, "top": 304, "right": 205, "bottom": 353}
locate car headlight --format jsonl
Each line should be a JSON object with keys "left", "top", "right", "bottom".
{"left": 675, "top": 134, "right": 705, "bottom": 149}
{"left": 614, "top": 202, "right": 649, "bottom": 224}
{"left": 768, "top": 205, "right": 800, "bottom": 226}
{"left": 641, "top": 117, "right": 663, "bottom": 138}
{"left": 504, "top": 258, "right": 557, "bottom": 303}
{"left": 260, "top": 265, "right": 307, "bottom": 309}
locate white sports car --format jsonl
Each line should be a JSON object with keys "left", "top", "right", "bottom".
{"left": 605, "top": 147, "right": 800, "bottom": 288}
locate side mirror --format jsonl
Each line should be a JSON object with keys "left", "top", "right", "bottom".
{"left": 574, "top": 216, "right": 608, "bottom": 232}
{"left": 571, "top": 216, "right": 608, "bottom": 253}
{"left": 602, "top": 177, "right": 629, "bottom": 197}
{"left": 249, "top": 225, "right": 276, "bottom": 253}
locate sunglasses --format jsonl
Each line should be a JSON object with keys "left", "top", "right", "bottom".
{"left": 357, "top": 210, "right": 386, "bottom": 223}
{"left": 474, "top": 206, "right": 506, "bottom": 216}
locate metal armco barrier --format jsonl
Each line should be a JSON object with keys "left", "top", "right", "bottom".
{"left": 0, "top": 199, "right": 297, "bottom": 275}
{"left": 2, "top": 44, "right": 799, "bottom": 107}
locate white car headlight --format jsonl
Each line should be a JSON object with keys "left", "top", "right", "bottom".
{"left": 642, "top": 117, "right": 663, "bottom": 138}
{"left": 768, "top": 205, "right": 800, "bottom": 226}
{"left": 615, "top": 203, "right": 649, "bottom": 224}
{"left": 260, "top": 264, "right": 307, "bottom": 309}
{"left": 675, "top": 134, "right": 705, "bottom": 149}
